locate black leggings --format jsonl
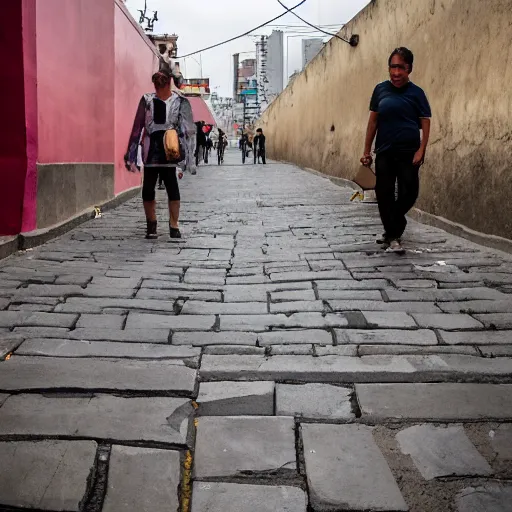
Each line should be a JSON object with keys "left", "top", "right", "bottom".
{"left": 142, "top": 167, "right": 180, "bottom": 202}
{"left": 375, "top": 150, "right": 419, "bottom": 240}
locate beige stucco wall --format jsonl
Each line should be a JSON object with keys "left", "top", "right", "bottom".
{"left": 259, "top": 0, "right": 512, "bottom": 240}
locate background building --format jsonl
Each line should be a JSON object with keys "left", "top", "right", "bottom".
{"left": 302, "top": 38, "right": 324, "bottom": 68}
{"left": 265, "top": 30, "right": 284, "bottom": 104}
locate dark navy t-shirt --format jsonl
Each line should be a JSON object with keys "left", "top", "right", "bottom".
{"left": 370, "top": 81, "right": 431, "bottom": 153}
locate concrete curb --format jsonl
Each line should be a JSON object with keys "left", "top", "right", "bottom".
{"left": 0, "top": 186, "right": 141, "bottom": 260}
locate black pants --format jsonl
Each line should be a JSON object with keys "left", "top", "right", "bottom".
{"left": 142, "top": 167, "right": 180, "bottom": 202}
{"left": 254, "top": 148, "right": 266, "bottom": 164}
{"left": 375, "top": 150, "right": 419, "bottom": 240}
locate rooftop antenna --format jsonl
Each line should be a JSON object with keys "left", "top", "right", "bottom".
{"left": 138, "top": 0, "right": 158, "bottom": 33}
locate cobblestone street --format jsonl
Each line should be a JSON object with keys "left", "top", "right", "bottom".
{"left": 1, "top": 152, "right": 512, "bottom": 511}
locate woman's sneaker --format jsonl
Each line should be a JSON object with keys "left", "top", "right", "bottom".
{"left": 386, "top": 239, "right": 405, "bottom": 254}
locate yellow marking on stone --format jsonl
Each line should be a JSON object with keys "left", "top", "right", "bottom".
{"left": 180, "top": 450, "right": 193, "bottom": 512}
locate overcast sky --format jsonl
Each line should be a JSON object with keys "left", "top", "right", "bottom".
{"left": 125, "top": 0, "right": 370, "bottom": 97}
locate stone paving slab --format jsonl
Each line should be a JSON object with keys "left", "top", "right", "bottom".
{"left": 439, "top": 330, "right": 512, "bottom": 345}
{"left": 336, "top": 329, "right": 438, "bottom": 345}
{"left": 0, "top": 440, "right": 97, "bottom": 511}
{"left": 0, "top": 356, "right": 196, "bottom": 393}
{"left": 15, "top": 338, "right": 200, "bottom": 359}
{"left": 103, "top": 446, "right": 180, "bottom": 512}
{"left": 276, "top": 383, "right": 354, "bottom": 419}
{"left": 193, "top": 416, "right": 296, "bottom": 479}
{"left": 0, "top": 311, "right": 78, "bottom": 328}
{"left": 358, "top": 344, "right": 479, "bottom": 356}
{"left": 301, "top": 423, "right": 408, "bottom": 511}
{"left": 200, "top": 354, "right": 512, "bottom": 382}
{"left": 172, "top": 331, "right": 258, "bottom": 346}
{"left": 362, "top": 311, "right": 418, "bottom": 328}
{"left": 357, "top": 383, "right": 512, "bottom": 420}
{"left": 475, "top": 313, "right": 512, "bottom": 329}
{"left": 0, "top": 336, "right": 23, "bottom": 358}
{"left": 55, "top": 297, "right": 178, "bottom": 313}
{"left": 0, "top": 394, "right": 190, "bottom": 444}
{"left": 396, "top": 424, "right": 492, "bottom": 479}
{"left": 181, "top": 301, "right": 267, "bottom": 315}
{"left": 197, "top": 381, "right": 274, "bottom": 416}
{"left": 411, "top": 313, "right": 483, "bottom": 330}
{"left": 258, "top": 329, "right": 333, "bottom": 345}
{"left": 489, "top": 424, "right": 512, "bottom": 459}
{"left": 125, "top": 313, "right": 216, "bottom": 330}
{"left": 328, "top": 299, "right": 440, "bottom": 313}
{"left": 191, "top": 482, "right": 308, "bottom": 512}
{"left": 456, "top": 483, "right": 512, "bottom": 512}
{"left": 68, "top": 328, "right": 171, "bottom": 343}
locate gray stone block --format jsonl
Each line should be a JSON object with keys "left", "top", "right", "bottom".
{"left": 0, "top": 356, "right": 196, "bottom": 393}
{"left": 276, "top": 383, "right": 354, "bottom": 419}
{"left": 440, "top": 300, "right": 512, "bottom": 314}
{"left": 328, "top": 300, "right": 440, "bottom": 313}
{"left": 301, "top": 424, "right": 407, "bottom": 511}
{"left": 315, "top": 279, "right": 391, "bottom": 290}
{"left": 411, "top": 313, "right": 483, "bottom": 330}
{"left": 396, "top": 424, "right": 492, "bottom": 480}
{"left": 474, "top": 313, "right": 512, "bottom": 329}
{"left": 181, "top": 301, "right": 267, "bottom": 315}
{"left": 69, "top": 328, "right": 170, "bottom": 343}
{"left": 13, "top": 327, "right": 71, "bottom": 338}
{"left": 395, "top": 279, "right": 438, "bottom": 289}
{"left": 489, "top": 424, "right": 512, "bottom": 459}
{"left": 0, "top": 394, "right": 190, "bottom": 444}
{"left": 318, "top": 289, "right": 382, "bottom": 300}
{"left": 197, "top": 381, "right": 274, "bottom": 416}
{"left": 55, "top": 297, "right": 177, "bottom": 313}
{"left": 456, "top": 483, "right": 512, "bottom": 512}
{"left": 270, "top": 300, "right": 324, "bottom": 313}
{"left": 0, "top": 440, "right": 97, "bottom": 511}
{"left": 103, "top": 446, "right": 180, "bottom": 512}
{"left": 314, "top": 345, "right": 358, "bottom": 356}
{"left": 191, "top": 482, "right": 307, "bottom": 512}
{"left": 359, "top": 345, "right": 478, "bottom": 356}
{"left": 0, "top": 336, "right": 23, "bottom": 358}
{"left": 203, "top": 345, "right": 265, "bottom": 355}
{"left": 270, "top": 270, "right": 352, "bottom": 282}
{"left": 337, "top": 328, "right": 437, "bottom": 345}
{"left": 193, "top": 416, "right": 296, "bottom": 478}
{"left": 126, "top": 313, "right": 216, "bottom": 330}
{"left": 357, "top": 383, "right": 512, "bottom": 420}
{"left": 15, "top": 339, "right": 199, "bottom": 359}
{"left": 271, "top": 344, "right": 314, "bottom": 355}
{"left": 0, "top": 311, "right": 78, "bottom": 328}
{"left": 362, "top": 311, "right": 418, "bottom": 328}
{"left": 76, "top": 314, "right": 125, "bottom": 329}
{"left": 387, "top": 287, "right": 505, "bottom": 302}
{"left": 439, "top": 330, "right": 512, "bottom": 345}
{"left": 258, "top": 329, "right": 332, "bottom": 345}
{"left": 271, "top": 289, "right": 316, "bottom": 301}
{"left": 173, "top": 331, "right": 257, "bottom": 346}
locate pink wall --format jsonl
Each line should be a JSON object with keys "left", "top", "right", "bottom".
{"left": 114, "top": 1, "right": 157, "bottom": 195}
{"left": 0, "top": 1, "right": 36, "bottom": 235}
{"left": 36, "top": 0, "right": 114, "bottom": 164}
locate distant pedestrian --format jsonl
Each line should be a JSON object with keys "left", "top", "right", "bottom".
{"left": 361, "top": 47, "right": 431, "bottom": 253}
{"left": 253, "top": 128, "right": 266, "bottom": 164}
{"left": 125, "top": 69, "right": 196, "bottom": 239}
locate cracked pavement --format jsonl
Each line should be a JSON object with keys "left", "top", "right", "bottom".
{"left": 1, "top": 152, "right": 512, "bottom": 511}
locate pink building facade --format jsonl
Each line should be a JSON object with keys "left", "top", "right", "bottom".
{"left": 0, "top": 0, "right": 158, "bottom": 235}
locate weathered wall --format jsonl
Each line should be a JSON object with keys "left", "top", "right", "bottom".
{"left": 114, "top": 0, "right": 156, "bottom": 195}
{"left": 260, "top": 0, "right": 512, "bottom": 240}
{"left": 35, "top": 0, "right": 115, "bottom": 228}
{"left": 0, "top": 1, "right": 37, "bottom": 235}
{"left": 0, "top": 0, "right": 157, "bottom": 235}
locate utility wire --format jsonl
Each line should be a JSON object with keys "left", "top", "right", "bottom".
{"left": 276, "top": 0, "right": 356, "bottom": 46}
{"left": 175, "top": 0, "right": 307, "bottom": 59}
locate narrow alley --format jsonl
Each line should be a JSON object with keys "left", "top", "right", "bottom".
{"left": 1, "top": 153, "right": 512, "bottom": 511}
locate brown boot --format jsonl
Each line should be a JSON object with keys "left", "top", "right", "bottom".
{"left": 145, "top": 220, "right": 158, "bottom": 239}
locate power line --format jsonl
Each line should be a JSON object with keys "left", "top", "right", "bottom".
{"left": 175, "top": 0, "right": 307, "bottom": 59}
{"left": 275, "top": 0, "right": 358, "bottom": 46}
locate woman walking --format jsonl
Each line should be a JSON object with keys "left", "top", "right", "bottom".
{"left": 361, "top": 47, "right": 431, "bottom": 253}
{"left": 125, "top": 70, "right": 196, "bottom": 239}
